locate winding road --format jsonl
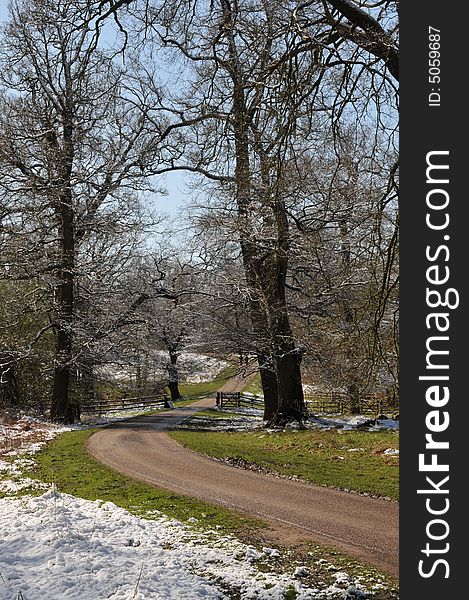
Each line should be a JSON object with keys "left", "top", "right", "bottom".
{"left": 87, "top": 375, "right": 399, "bottom": 576}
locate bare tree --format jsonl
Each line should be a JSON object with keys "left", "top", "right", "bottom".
{"left": 284, "top": 126, "right": 398, "bottom": 406}
{"left": 134, "top": 256, "right": 201, "bottom": 401}
{"left": 114, "top": 0, "right": 397, "bottom": 423}
{"left": 0, "top": 0, "right": 166, "bottom": 422}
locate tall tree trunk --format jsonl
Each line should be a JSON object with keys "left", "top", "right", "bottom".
{"left": 0, "top": 355, "right": 20, "bottom": 408}
{"left": 348, "top": 381, "right": 360, "bottom": 415}
{"left": 221, "top": 0, "right": 304, "bottom": 423}
{"left": 257, "top": 352, "right": 278, "bottom": 420}
{"left": 276, "top": 351, "right": 305, "bottom": 420}
{"left": 49, "top": 63, "right": 76, "bottom": 423}
{"left": 167, "top": 351, "right": 182, "bottom": 401}
{"left": 50, "top": 188, "right": 75, "bottom": 423}
{"left": 167, "top": 379, "right": 182, "bottom": 402}
{"left": 220, "top": 2, "right": 282, "bottom": 418}
{"left": 268, "top": 179, "right": 306, "bottom": 424}
{"left": 267, "top": 280, "right": 306, "bottom": 424}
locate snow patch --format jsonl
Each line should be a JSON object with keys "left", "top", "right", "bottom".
{"left": 95, "top": 353, "right": 228, "bottom": 385}
{"left": 0, "top": 490, "right": 373, "bottom": 599}
{"left": 0, "top": 477, "right": 49, "bottom": 493}
{"left": 308, "top": 414, "right": 399, "bottom": 431}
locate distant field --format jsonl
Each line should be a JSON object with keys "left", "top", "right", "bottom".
{"left": 178, "top": 365, "right": 239, "bottom": 398}
{"left": 241, "top": 372, "right": 262, "bottom": 395}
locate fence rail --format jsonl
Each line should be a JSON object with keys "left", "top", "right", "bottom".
{"left": 216, "top": 392, "right": 264, "bottom": 409}
{"left": 305, "top": 392, "right": 398, "bottom": 416}
{"left": 216, "top": 390, "right": 398, "bottom": 416}
{"left": 81, "top": 394, "right": 170, "bottom": 415}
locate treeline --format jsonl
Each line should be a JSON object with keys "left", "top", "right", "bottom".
{"left": 0, "top": 0, "right": 398, "bottom": 424}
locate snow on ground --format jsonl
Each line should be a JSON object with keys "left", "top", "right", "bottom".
{"left": 307, "top": 415, "right": 399, "bottom": 432}
{"left": 180, "top": 416, "right": 263, "bottom": 432}
{"left": 0, "top": 417, "right": 387, "bottom": 600}
{"left": 0, "top": 489, "right": 376, "bottom": 600}
{"left": 0, "top": 417, "right": 73, "bottom": 457}
{"left": 0, "top": 412, "right": 155, "bottom": 493}
{"left": 95, "top": 353, "right": 228, "bottom": 385}
{"left": 192, "top": 407, "right": 400, "bottom": 433}
{"left": 243, "top": 391, "right": 399, "bottom": 432}
{"left": 0, "top": 417, "right": 75, "bottom": 494}
{"left": 179, "top": 407, "right": 264, "bottom": 432}
{"left": 180, "top": 353, "right": 229, "bottom": 383}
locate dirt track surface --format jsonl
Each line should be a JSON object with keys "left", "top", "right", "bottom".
{"left": 87, "top": 375, "right": 399, "bottom": 576}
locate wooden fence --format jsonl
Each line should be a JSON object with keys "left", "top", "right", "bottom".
{"left": 305, "top": 392, "right": 399, "bottom": 416}
{"left": 81, "top": 394, "right": 170, "bottom": 415}
{"left": 216, "top": 390, "right": 398, "bottom": 416}
{"left": 216, "top": 392, "right": 264, "bottom": 409}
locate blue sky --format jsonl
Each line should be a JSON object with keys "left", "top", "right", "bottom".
{"left": 159, "top": 172, "right": 188, "bottom": 216}
{"left": 0, "top": 2, "right": 9, "bottom": 23}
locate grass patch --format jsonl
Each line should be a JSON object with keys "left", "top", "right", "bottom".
{"left": 283, "top": 585, "right": 299, "bottom": 600}
{"left": 26, "top": 429, "right": 263, "bottom": 535}
{"left": 170, "top": 428, "right": 399, "bottom": 500}
{"left": 192, "top": 408, "right": 260, "bottom": 420}
{"left": 172, "top": 397, "right": 202, "bottom": 408}
{"left": 178, "top": 365, "right": 239, "bottom": 399}
{"left": 292, "top": 542, "right": 399, "bottom": 598}
{"left": 242, "top": 372, "right": 262, "bottom": 395}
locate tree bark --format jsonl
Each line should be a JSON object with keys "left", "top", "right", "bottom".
{"left": 348, "top": 381, "right": 360, "bottom": 415}
{"left": 50, "top": 88, "right": 75, "bottom": 422}
{"left": 257, "top": 352, "right": 278, "bottom": 421}
{"left": 221, "top": 0, "right": 305, "bottom": 424}
{"left": 167, "top": 351, "right": 182, "bottom": 401}
{"left": 266, "top": 282, "right": 306, "bottom": 424}
{"left": 50, "top": 186, "right": 75, "bottom": 423}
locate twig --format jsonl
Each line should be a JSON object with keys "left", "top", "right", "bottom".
{"left": 132, "top": 562, "right": 145, "bottom": 599}
{"left": 0, "top": 571, "right": 7, "bottom": 588}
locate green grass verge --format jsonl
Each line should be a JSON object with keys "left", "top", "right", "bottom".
{"left": 25, "top": 428, "right": 263, "bottom": 534}
{"left": 170, "top": 428, "right": 399, "bottom": 500}
{"left": 172, "top": 397, "right": 202, "bottom": 408}
{"left": 178, "top": 364, "right": 239, "bottom": 399}
{"left": 242, "top": 372, "right": 262, "bottom": 395}
{"left": 187, "top": 408, "right": 260, "bottom": 420}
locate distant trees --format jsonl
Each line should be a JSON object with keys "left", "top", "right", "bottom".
{"left": 133, "top": 255, "right": 202, "bottom": 402}
{"left": 285, "top": 130, "right": 398, "bottom": 408}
